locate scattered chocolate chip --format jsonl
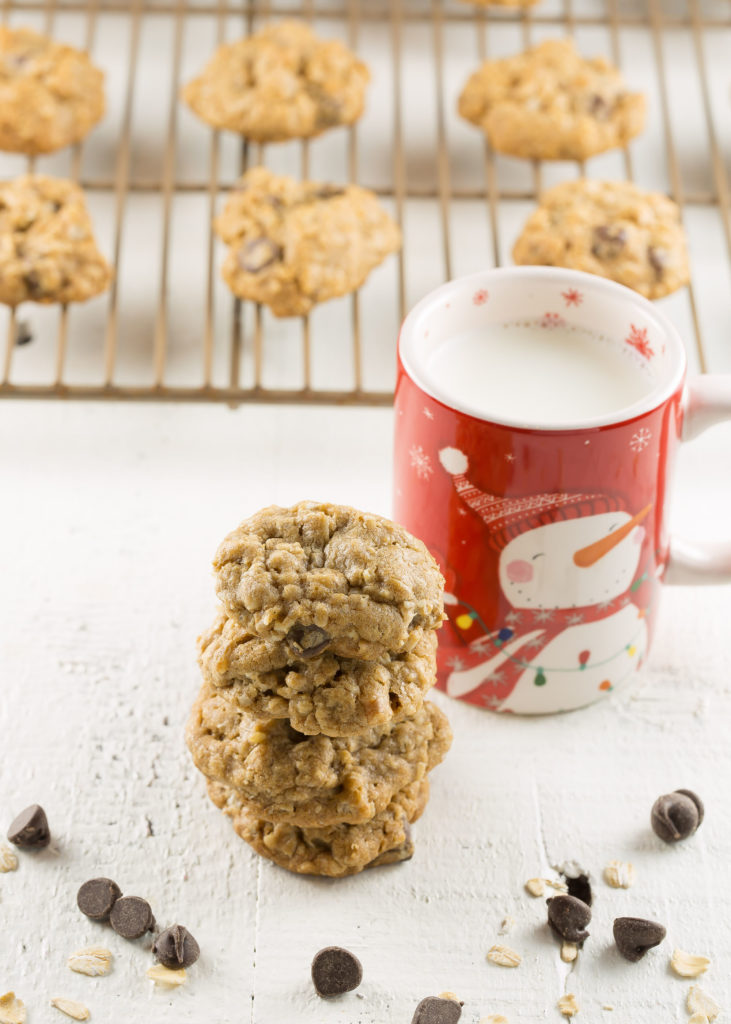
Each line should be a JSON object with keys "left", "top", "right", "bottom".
{"left": 564, "top": 872, "right": 592, "bottom": 907}
{"left": 287, "top": 624, "right": 331, "bottom": 659}
{"left": 311, "top": 946, "right": 362, "bottom": 997}
{"left": 613, "top": 916, "right": 666, "bottom": 961}
{"left": 647, "top": 245, "right": 667, "bottom": 280}
{"left": 153, "top": 925, "right": 200, "bottom": 969}
{"left": 591, "top": 225, "right": 628, "bottom": 260}
{"left": 23, "top": 270, "right": 44, "bottom": 298}
{"left": 15, "top": 320, "right": 32, "bottom": 346}
{"left": 411, "top": 996, "right": 462, "bottom": 1024}
{"left": 110, "top": 895, "right": 155, "bottom": 939}
{"left": 7, "top": 804, "right": 51, "bottom": 849}
{"left": 651, "top": 789, "right": 703, "bottom": 843}
{"left": 238, "top": 237, "right": 283, "bottom": 273}
{"left": 546, "top": 894, "right": 591, "bottom": 944}
{"left": 77, "top": 878, "right": 122, "bottom": 921}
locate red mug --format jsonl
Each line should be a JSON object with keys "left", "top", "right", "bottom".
{"left": 394, "top": 267, "right": 731, "bottom": 714}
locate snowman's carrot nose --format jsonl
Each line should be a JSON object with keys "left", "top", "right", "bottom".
{"left": 573, "top": 504, "right": 652, "bottom": 568}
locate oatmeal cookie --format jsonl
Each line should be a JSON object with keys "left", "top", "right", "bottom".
{"left": 458, "top": 0, "right": 540, "bottom": 6}
{"left": 208, "top": 778, "right": 427, "bottom": 876}
{"left": 512, "top": 179, "right": 689, "bottom": 299}
{"left": 186, "top": 682, "right": 452, "bottom": 826}
{"left": 213, "top": 501, "right": 444, "bottom": 656}
{"left": 0, "top": 175, "right": 112, "bottom": 306}
{"left": 0, "top": 27, "right": 104, "bottom": 155}
{"left": 458, "top": 38, "right": 645, "bottom": 161}
{"left": 182, "top": 20, "right": 368, "bottom": 142}
{"left": 215, "top": 167, "right": 401, "bottom": 317}
{"left": 199, "top": 613, "right": 437, "bottom": 737}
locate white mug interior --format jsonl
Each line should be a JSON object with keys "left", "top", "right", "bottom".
{"left": 399, "top": 267, "right": 687, "bottom": 431}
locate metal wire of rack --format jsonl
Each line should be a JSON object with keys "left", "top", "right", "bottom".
{"left": 0, "top": 0, "right": 729, "bottom": 404}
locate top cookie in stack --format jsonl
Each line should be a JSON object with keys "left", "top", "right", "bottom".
{"left": 188, "top": 502, "right": 452, "bottom": 877}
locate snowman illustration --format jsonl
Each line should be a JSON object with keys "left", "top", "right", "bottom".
{"left": 438, "top": 447, "right": 652, "bottom": 714}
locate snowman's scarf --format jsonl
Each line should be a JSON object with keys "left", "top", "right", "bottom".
{"left": 445, "top": 591, "right": 640, "bottom": 703}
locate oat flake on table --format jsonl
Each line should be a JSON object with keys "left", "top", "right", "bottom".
{"left": 50, "top": 997, "right": 90, "bottom": 1021}
{"left": 687, "top": 986, "right": 720, "bottom": 1021}
{"left": 558, "top": 994, "right": 580, "bottom": 1017}
{"left": 0, "top": 992, "right": 25, "bottom": 1024}
{"left": 0, "top": 844, "right": 18, "bottom": 872}
{"left": 671, "top": 949, "right": 711, "bottom": 978}
{"left": 67, "top": 946, "right": 113, "bottom": 976}
{"left": 487, "top": 945, "right": 522, "bottom": 967}
{"left": 146, "top": 965, "right": 187, "bottom": 987}
{"left": 603, "top": 859, "right": 636, "bottom": 888}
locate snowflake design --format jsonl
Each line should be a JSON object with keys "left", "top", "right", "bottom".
{"left": 457, "top": 508, "right": 468, "bottom": 517}
{"left": 481, "top": 694, "right": 503, "bottom": 710}
{"left": 625, "top": 324, "right": 654, "bottom": 359}
{"left": 446, "top": 655, "right": 466, "bottom": 671}
{"left": 505, "top": 453, "right": 515, "bottom": 463}
{"left": 567, "top": 613, "right": 585, "bottom": 626}
{"left": 471, "top": 636, "right": 497, "bottom": 654}
{"left": 597, "top": 598, "right": 617, "bottom": 612}
{"left": 534, "top": 608, "right": 556, "bottom": 623}
{"left": 423, "top": 407, "right": 434, "bottom": 420}
{"left": 505, "top": 610, "right": 523, "bottom": 626}
{"left": 524, "top": 635, "right": 546, "bottom": 650}
{"left": 630, "top": 428, "right": 652, "bottom": 453}
{"left": 562, "top": 288, "right": 583, "bottom": 307}
{"left": 409, "top": 445, "right": 433, "bottom": 480}
{"left": 486, "top": 669, "right": 504, "bottom": 686}
{"left": 473, "top": 288, "right": 489, "bottom": 306}
{"left": 541, "top": 312, "right": 565, "bottom": 329}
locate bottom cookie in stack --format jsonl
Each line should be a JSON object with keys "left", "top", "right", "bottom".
{"left": 207, "top": 778, "right": 429, "bottom": 878}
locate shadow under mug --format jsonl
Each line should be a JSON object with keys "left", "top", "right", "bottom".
{"left": 394, "top": 267, "right": 731, "bottom": 715}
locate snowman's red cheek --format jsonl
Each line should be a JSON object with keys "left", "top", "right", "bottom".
{"left": 506, "top": 559, "right": 534, "bottom": 583}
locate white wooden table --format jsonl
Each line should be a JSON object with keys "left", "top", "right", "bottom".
{"left": 2, "top": 399, "right": 731, "bottom": 1023}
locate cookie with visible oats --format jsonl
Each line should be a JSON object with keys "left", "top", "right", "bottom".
{"left": 213, "top": 501, "right": 443, "bottom": 656}
{"left": 207, "top": 777, "right": 427, "bottom": 876}
{"left": 214, "top": 167, "right": 401, "bottom": 317}
{"left": 186, "top": 681, "right": 452, "bottom": 826}
{"left": 0, "top": 176, "right": 111, "bottom": 306}
{"left": 0, "top": 27, "right": 104, "bottom": 155}
{"left": 512, "top": 179, "right": 689, "bottom": 299}
{"left": 198, "top": 612, "right": 438, "bottom": 737}
{"left": 182, "top": 20, "right": 369, "bottom": 143}
{"left": 458, "top": 38, "right": 645, "bottom": 161}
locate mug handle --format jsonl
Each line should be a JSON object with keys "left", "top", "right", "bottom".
{"left": 666, "top": 375, "right": 731, "bottom": 585}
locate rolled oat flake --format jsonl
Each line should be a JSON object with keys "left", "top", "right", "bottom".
{"left": 311, "top": 946, "right": 362, "bottom": 997}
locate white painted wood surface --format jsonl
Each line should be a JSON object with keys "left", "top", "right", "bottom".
{"left": 2, "top": 400, "right": 731, "bottom": 1023}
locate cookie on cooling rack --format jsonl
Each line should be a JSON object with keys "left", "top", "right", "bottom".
{"left": 459, "top": 38, "right": 645, "bottom": 161}
{"left": 458, "top": 0, "right": 540, "bottom": 6}
{"left": 0, "top": 176, "right": 112, "bottom": 306}
{"left": 214, "top": 168, "right": 401, "bottom": 317}
{"left": 186, "top": 680, "right": 452, "bottom": 827}
{"left": 182, "top": 19, "right": 369, "bottom": 143}
{"left": 207, "top": 778, "right": 427, "bottom": 877}
{"left": 512, "top": 179, "right": 690, "bottom": 300}
{"left": 198, "top": 612, "right": 438, "bottom": 737}
{"left": 0, "top": 27, "right": 104, "bottom": 155}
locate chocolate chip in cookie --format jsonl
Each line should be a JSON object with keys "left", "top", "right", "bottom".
{"left": 591, "top": 225, "right": 627, "bottom": 260}
{"left": 286, "top": 623, "right": 331, "bottom": 659}
{"left": 239, "top": 237, "right": 283, "bottom": 274}
{"left": 311, "top": 946, "right": 362, "bottom": 997}
{"left": 411, "top": 996, "right": 462, "bottom": 1024}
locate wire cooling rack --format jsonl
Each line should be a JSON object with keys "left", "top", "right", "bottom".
{"left": 0, "top": 0, "right": 729, "bottom": 404}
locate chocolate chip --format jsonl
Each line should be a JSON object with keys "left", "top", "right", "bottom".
{"left": 613, "top": 916, "right": 666, "bottom": 962}
{"left": 411, "top": 996, "right": 462, "bottom": 1024}
{"left": 647, "top": 245, "right": 667, "bottom": 280}
{"left": 311, "top": 185, "right": 346, "bottom": 200}
{"left": 153, "top": 925, "right": 200, "bottom": 969}
{"left": 238, "top": 237, "right": 282, "bottom": 273}
{"left": 591, "top": 225, "right": 627, "bottom": 260}
{"left": 651, "top": 789, "right": 703, "bottom": 842}
{"left": 23, "top": 270, "right": 44, "bottom": 298}
{"left": 109, "top": 895, "right": 155, "bottom": 939}
{"left": 588, "top": 94, "right": 613, "bottom": 120}
{"left": 7, "top": 804, "right": 50, "bottom": 849}
{"left": 311, "top": 946, "right": 362, "bottom": 997}
{"left": 546, "top": 894, "right": 591, "bottom": 944}
{"left": 77, "top": 878, "right": 122, "bottom": 921}
{"left": 15, "top": 319, "right": 32, "bottom": 346}
{"left": 564, "top": 873, "right": 592, "bottom": 907}
{"left": 287, "top": 624, "right": 331, "bottom": 659}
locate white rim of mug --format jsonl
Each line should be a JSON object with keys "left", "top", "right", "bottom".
{"left": 398, "top": 267, "right": 688, "bottom": 432}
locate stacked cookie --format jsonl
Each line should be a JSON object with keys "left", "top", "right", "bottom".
{"left": 187, "top": 501, "right": 452, "bottom": 877}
